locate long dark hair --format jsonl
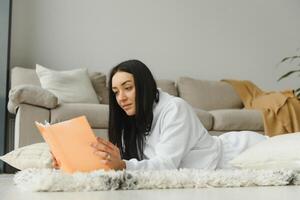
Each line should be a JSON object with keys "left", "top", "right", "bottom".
{"left": 108, "top": 60, "right": 159, "bottom": 160}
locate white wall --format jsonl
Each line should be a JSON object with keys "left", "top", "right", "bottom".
{"left": 10, "top": 0, "right": 300, "bottom": 90}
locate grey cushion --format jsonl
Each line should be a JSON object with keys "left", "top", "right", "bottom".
{"left": 50, "top": 103, "right": 109, "bottom": 129}
{"left": 193, "top": 108, "right": 213, "bottom": 130}
{"left": 156, "top": 80, "right": 178, "bottom": 96}
{"left": 89, "top": 72, "right": 107, "bottom": 103}
{"left": 177, "top": 77, "right": 243, "bottom": 110}
{"left": 209, "top": 109, "right": 264, "bottom": 131}
{"left": 8, "top": 85, "right": 58, "bottom": 114}
{"left": 100, "top": 86, "right": 109, "bottom": 105}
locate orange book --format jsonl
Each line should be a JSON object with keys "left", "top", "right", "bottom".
{"left": 35, "top": 115, "right": 110, "bottom": 173}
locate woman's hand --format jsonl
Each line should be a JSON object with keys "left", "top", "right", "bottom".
{"left": 91, "top": 137, "right": 126, "bottom": 170}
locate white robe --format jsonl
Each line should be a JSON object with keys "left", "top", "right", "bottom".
{"left": 124, "top": 90, "right": 266, "bottom": 170}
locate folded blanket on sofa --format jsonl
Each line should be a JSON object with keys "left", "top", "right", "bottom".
{"left": 223, "top": 79, "right": 300, "bottom": 136}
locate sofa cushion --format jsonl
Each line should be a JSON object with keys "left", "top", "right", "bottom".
{"left": 177, "top": 77, "right": 243, "bottom": 110}
{"left": 156, "top": 80, "right": 178, "bottom": 96}
{"left": 193, "top": 108, "right": 213, "bottom": 130}
{"left": 209, "top": 109, "right": 264, "bottom": 131}
{"left": 11, "top": 66, "right": 107, "bottom": 103}
{"left": 36, "top": 64, "right": 100, "bottom": 104}
{"left": 0, "top": 143, "right": 52, "bottom": 170}
{"left": 51, "top": 103, "right": 109, "bottom": 129}
{"left": 100, "top": 86, "right": 109, "bottom": 105}
{"left": 89, "top": 72, "right": 107, "bottom": 103}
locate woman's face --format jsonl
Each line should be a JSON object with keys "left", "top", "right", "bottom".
{"left": 112, "top": 71, "right": 136, "bottom": 116}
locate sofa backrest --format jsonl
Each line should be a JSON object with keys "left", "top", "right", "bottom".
{"left": 10, "top": 67, "right": 242, "bottom": 110}
{"left": 177, "top": 77, "right": 243, "bottom": 110}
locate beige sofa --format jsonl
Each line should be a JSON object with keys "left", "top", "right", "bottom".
{"left": 8, "top": 67, "right": 264, "bottom": 149}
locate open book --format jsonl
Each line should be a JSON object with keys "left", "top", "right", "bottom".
{"left": 35, "top": 115, "right": 110, "bottom": 173}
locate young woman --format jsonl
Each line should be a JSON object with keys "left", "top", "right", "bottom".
{"left": 89, "top": 59, "right": 267, "bottom": 170}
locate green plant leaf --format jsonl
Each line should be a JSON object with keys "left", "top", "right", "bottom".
{"left": 280, "top": 55, "right": 300, "bottom": 63}
{"left": 295, "top": 88, "right": 300, "bottom": 99}
{"left": 280, "top": 57, "right": 291, "bottom": 63}
{"left": 296, "top": 91, "right": 300, "bottom": 98}
{"left": 278, "top": 70, "right": 300, "bottom": 81}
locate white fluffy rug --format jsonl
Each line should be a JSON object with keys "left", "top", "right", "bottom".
{"left": 14, "top": 168, "right": 300, "bottom": 192}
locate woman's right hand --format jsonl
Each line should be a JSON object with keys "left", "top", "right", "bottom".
{"left": 51, "top": 152, "right": 60, "bottom": 169}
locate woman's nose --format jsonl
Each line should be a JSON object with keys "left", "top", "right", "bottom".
{"left": 118, "top": 91, "right": 127, "bottom": 101}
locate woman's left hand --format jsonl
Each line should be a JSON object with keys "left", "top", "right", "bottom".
{"left": 91, "top": 137, "right": 126, "bottom": 170}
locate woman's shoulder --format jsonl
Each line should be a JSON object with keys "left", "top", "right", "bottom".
{"left": 158, "top": 90, "right": 191, "bottom": 112}
{"left": 154, "top": 91, "right": 199, "bottom": 126}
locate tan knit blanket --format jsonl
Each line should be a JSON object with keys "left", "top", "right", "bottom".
{"left": 223, "top": 79, "right": 300, "bottom": 136}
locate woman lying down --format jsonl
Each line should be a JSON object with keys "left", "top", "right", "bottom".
{"left": 53, "top": 60, "right": 267, "bottom": 171}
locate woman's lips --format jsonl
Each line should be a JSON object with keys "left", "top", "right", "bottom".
{"left": 122, "top": 104, "right": 132, "bottom": 110}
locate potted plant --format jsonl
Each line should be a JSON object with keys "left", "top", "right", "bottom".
{"left": 278, "top": 55, "right": 300, "bottom": 98}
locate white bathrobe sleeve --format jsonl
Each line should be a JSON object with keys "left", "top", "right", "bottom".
{"left": 124, "top": 98, "right": 207, "bottom": 170}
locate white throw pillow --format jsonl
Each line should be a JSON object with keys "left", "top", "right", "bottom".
{"left": 229, "top": 132, "right": 300, "bottom": 170}
{"left": 36, "top": 64, "right": 99, "bottom": 104}
{"left": 0, "top": 143, "right": 52, "bottom": 170}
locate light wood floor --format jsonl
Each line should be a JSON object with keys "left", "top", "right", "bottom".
{"left": 1, "top": 174, "right": 300, "bottom": 200}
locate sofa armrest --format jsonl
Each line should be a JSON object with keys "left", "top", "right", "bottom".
{"left": 8, "top": 85, "right": 58, "bottom": 114}
{"left": 14, "top": 104, "right": 50, "bottom": 149}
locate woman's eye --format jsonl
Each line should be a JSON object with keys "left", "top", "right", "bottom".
{"left": 125, "top": 86, "right": 132, "bottom": 90}
{"left": 113, "top": 91, "right": 119, "bottom": 95}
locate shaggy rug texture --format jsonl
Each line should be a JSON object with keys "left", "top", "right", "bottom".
{"left": 14, "top": 168, "right": 300, "bottom": 192}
